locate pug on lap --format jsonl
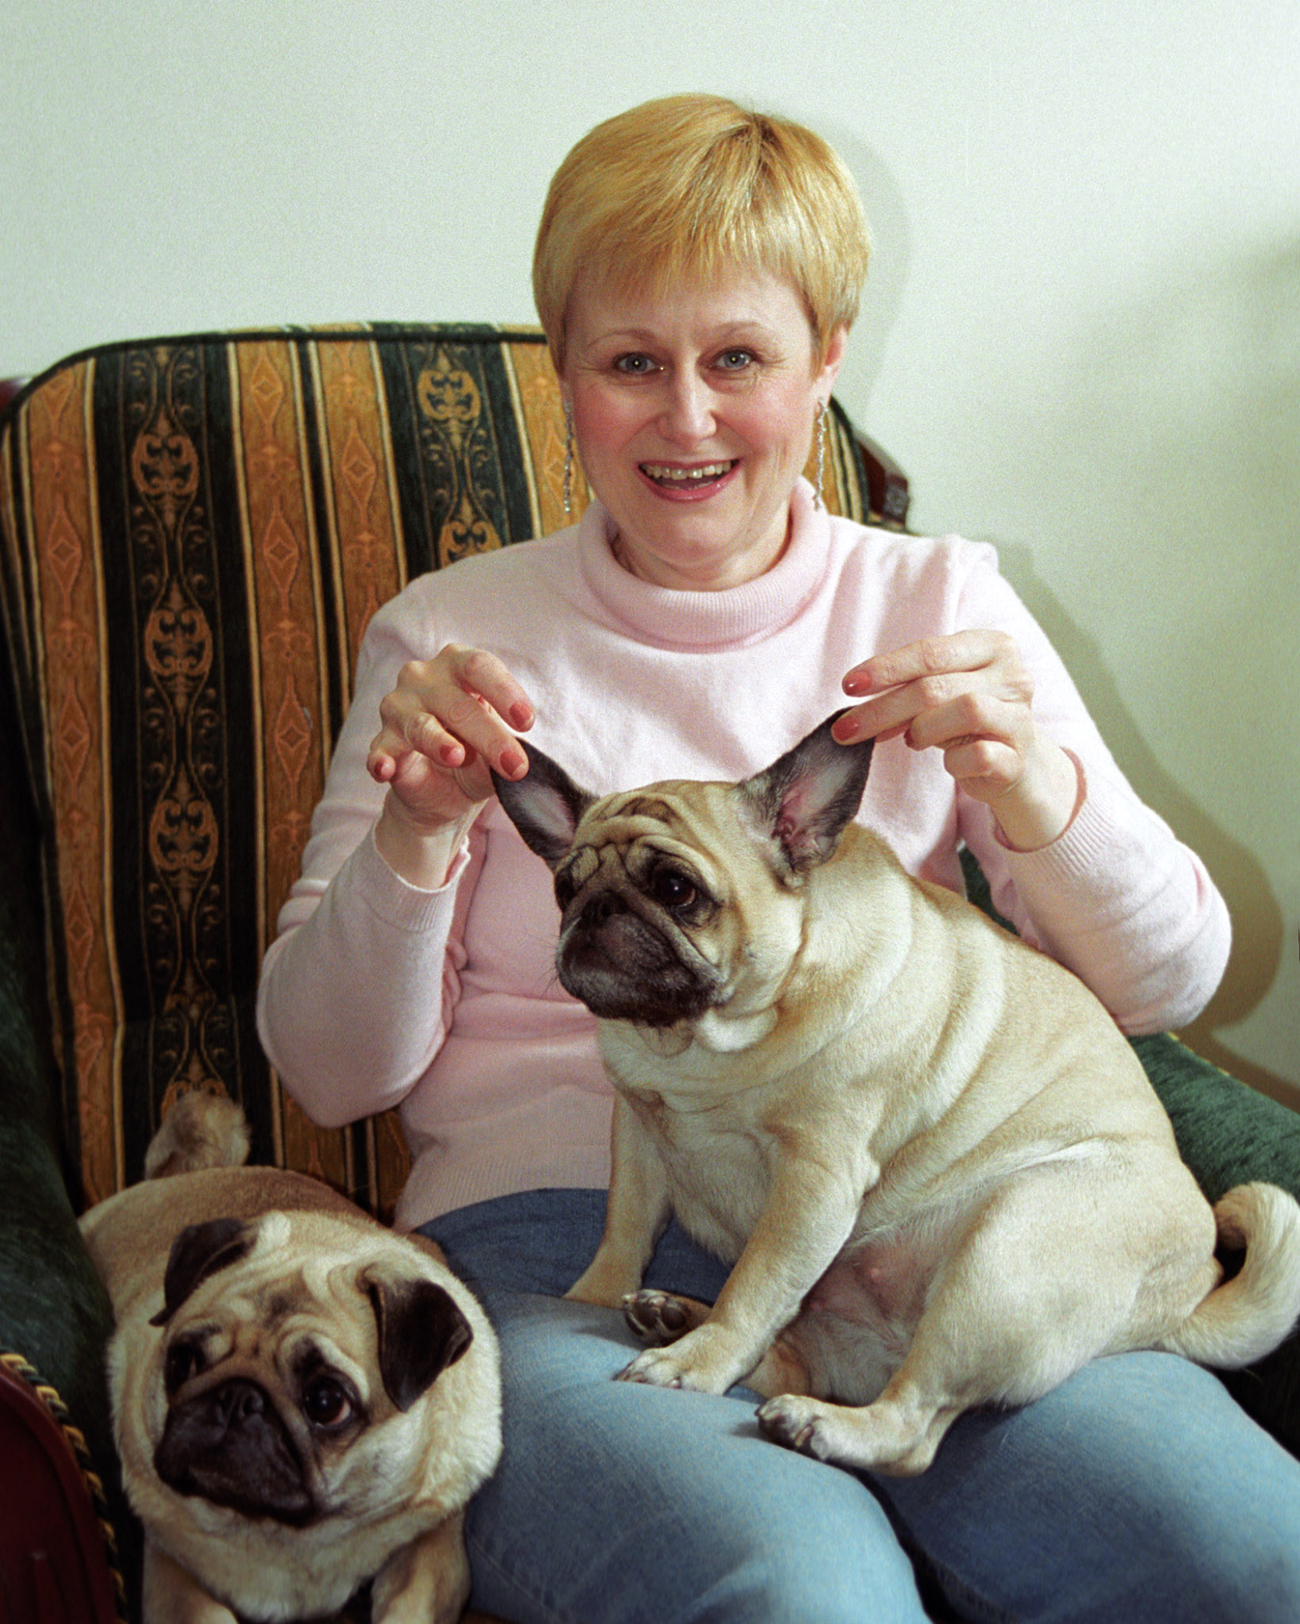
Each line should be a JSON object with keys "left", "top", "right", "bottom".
{"left": 495, "top": 717, "right": 1300, "bottom": 1476}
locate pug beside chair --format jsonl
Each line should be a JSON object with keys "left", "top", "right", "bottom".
{"left": 0, "top": 331, "right": 1297, "bottom": 1623}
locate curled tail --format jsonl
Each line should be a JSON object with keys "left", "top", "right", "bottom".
{"left": 143, "top": 1090, "right": 251, "bottom": 1179}
{"left": 1162, "top": 1182, "right": 1300, "bottom": 1369}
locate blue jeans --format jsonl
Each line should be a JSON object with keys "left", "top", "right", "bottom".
{"left": 424, "top": 1189, "right": 1300, "bottom": 1624}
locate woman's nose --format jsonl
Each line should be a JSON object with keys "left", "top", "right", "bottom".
{"left": 658, "top": 372, "right": 715, "bottom": 445}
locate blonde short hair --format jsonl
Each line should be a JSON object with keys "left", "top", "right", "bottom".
{"left": 533, "top": 94, "right": 870, "bottom": 371}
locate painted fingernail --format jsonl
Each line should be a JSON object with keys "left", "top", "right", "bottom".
{"left": 508, "top": 701, "right": 533, "bottom": 729}
{"left": 501, "top": 746, "right": 528, "bottom": 779}
{"left": 832, "top": 716, "right": 857, "bottom": 743}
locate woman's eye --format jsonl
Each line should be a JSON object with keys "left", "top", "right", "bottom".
{"left": 303, "top": 1376, "right": 354, "bottom": 1430}
{"left": 613, "top": 353, "right": 658, "bottom": 375}
{"left": 716, "top": 349, "right": 755, "bottom": 372}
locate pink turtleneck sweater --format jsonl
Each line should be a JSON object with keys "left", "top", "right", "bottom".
{"left": 256, "top": 483, "right": 1229, "bottom": 1230}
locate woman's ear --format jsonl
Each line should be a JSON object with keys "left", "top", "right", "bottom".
{"left": 817, "top": 323, "right": 849, "bottom": 393}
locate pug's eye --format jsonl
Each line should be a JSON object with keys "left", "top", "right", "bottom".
{"left": 164, "top": 1339, "right": 206, "bottom": 1394}
{"left": 649, "top": 867, "right": 697, "bottom": 911}
{"left": 302, "top": 1375, "right": 355, "bottom": 1431}
{"left": 554, "top": 870, "right": 578, "bottom": 912}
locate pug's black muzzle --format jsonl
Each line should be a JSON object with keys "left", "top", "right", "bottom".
{"left": 558, "top": 892, "right": 719, "bottom": 1027}
{"left": 155, "top": 1378, "right": 315, "bottom": 1526}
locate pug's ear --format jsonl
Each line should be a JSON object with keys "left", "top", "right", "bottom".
{"left": 365, "top": 1271, "right": 473, "bottom": 1412}
{"left": 737, "top": 712, "right": 874, "bottom": 879}
{"left": 492, "top": 744, "right": 595, "bottom": 869}
{"left": 151, "top": 1217, "right": 256, "bottom": 1327}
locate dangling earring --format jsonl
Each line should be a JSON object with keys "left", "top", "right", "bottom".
{"left": 562, "top": 401, "right": 575, "bottom": 521}
{"left": 813, "top": 399, "right": 828, "bottom": 511}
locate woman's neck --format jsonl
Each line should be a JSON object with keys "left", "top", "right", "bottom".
{"left": 607, "top": 519, "right": 792, "bottom": 591}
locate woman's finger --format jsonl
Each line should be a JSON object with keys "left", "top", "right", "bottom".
{"left": 903, "top": 692, "right": 1032, "bottom": 756}
{"left": 833, "top": 677, "right": 999, "bottom": 746}
{"left": 380, "top": 648, "right": 533, "bottom": 779}
{"left": 432, "top": 646, "right": 533, "bottom": 778}
{"left": 444, "top": 645, "right": 535, "bottom": 733}
{"left": 836, "top": 632, "right": 1031, "bottom": 746}
{"left": 940, "top": 736, "right": 1025, "bottom": 796}
{"left": 841, "top": 630, "right": 1013, "bottom": 699}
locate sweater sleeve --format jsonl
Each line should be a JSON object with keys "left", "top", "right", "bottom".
{"left": 255, "top": 592, "right": 480, "bottom": 1127}
{"left": 950, "top": 547, "right": 1231, "bottom": 1034}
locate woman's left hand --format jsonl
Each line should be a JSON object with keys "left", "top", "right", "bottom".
{"left": 834, "top": 630, "right": 1081, "bottom": 852}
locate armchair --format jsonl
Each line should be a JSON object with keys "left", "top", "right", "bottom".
{"left": 0, "top": 324, "right": 1295, "bottom": 1623}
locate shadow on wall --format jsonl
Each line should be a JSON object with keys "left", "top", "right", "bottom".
{"left": 997, "top": 239, "right": 1300, "bottom": 1105}
{"left": 820, "top": 122, "right": 910, "bottom": 411}
{"left": 1000, "top": 547, "right": 1290, "bottom": 1104}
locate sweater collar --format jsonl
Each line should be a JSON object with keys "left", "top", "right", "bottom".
{"left": 575, "top": 479, "right": 831, "bottom": 650}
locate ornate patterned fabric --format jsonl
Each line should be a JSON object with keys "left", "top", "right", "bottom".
{"left": 0, "top": 324, "right": 891, "bottom": 1220}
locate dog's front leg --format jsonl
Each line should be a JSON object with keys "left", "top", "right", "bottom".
{"left": 619, "top": 1152, "right": 864, "bottom": 1394}
{"left": 142, "top": 1540, "right": 238, "bottom": 1623}
{"left": 566, "top": 1094, "right": 671, "bottom": 1307}
{"left": 371, "top": 1510, "right": 470, "bottom": 1624}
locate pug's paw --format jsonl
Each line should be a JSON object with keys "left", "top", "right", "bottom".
{"left": 622, "top": 1289, "right": 709, "bottom": 1346}
{"left": 615, "top": 1323, "right": 743, "bottom": 1393}
{"left": 616, "top": 1344, "right": 696, "bottom": 1390}
{"left": 757, "top": 1394, "right": 838, "bottom": 1459}
{"left": 757, "top": 1392, "right": 944, "bottom": 1475}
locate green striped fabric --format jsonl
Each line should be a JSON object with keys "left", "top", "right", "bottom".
{"left": 0, "top": 324, "right": 880, "bottom": 1219}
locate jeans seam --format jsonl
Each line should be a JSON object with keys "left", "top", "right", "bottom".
{"left": 915, "top": 1552, "right": 1021, "bottom": 1624}
{"left": 467, "top": 1518, "right": 582, "bottom": 1624}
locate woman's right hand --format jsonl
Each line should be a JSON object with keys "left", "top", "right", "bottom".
{"left": 367, "top": 644, "right": 534, "bottom": 883}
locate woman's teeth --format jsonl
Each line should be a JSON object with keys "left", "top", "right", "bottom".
{"left": 641, "top": 461, "right": 735, "bottom": 487}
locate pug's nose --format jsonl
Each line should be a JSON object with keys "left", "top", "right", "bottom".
{"left": 582, "top": 892, "right": 625, "bottom": 928}
{"left": 214, "top": 1379, "right": 268, "bottom": 1428}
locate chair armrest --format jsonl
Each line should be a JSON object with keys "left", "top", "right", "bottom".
{"left": 0, "top": 1061, "right": 141, "bottom": 1618}
{"left": 0, "top": 655, "right": 142, "bottom": 1612}
{"left": 0, "top": 376, "right": 26, "bottom": 422}
{"left": 0, "top": 1356, "right": 125, "bottom": 1623}
{"left": 852, "top": 426, "right": 910, "bottom": 528}
{"left": 1131, "top": 1032, "right": 1300, "bottom": 1458}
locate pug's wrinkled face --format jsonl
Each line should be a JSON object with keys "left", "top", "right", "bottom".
{"left": 494, "top": 715, "right": 875, "bottom": 1032}
{"left": 146, "top": 1215, "right": 473, "bottom": 1529}
{"left": 547, "top": 786, "right": 781, "bottom": 1027}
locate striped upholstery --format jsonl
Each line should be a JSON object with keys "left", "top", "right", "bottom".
{"left": 0, "top": 324, "right": 888, "bottom": 1219}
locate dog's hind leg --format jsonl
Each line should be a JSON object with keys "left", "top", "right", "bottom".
{"left": 757, "top": 1371, "right": 958, "bottom": 1476}
{"left": 758, "top": 1161, "right": 1202, "bottom": 1476}
{"left": 756, "top": 1252, "right": 1034, "bottom": 1473}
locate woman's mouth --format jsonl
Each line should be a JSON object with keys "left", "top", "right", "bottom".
{"left": 639, "top": 460, "right": 738, "bottom": 495}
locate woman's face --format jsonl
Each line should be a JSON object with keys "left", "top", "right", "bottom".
{"left": 562, "top": 268, "right": 845, "bottom": 590}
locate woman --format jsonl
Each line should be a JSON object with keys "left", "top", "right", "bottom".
{"left": 258, "top": 95, "right": 1300, "bottom": 1622}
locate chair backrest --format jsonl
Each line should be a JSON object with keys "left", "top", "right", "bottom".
{"left": 0, "top": 323, "right": 905, "bottom": 1219}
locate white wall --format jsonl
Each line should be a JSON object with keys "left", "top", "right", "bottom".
{"left": 4, "top": 0, "right": 1297, "bottom": 1100}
